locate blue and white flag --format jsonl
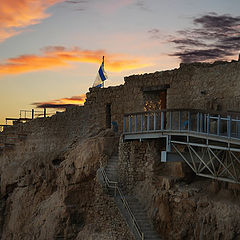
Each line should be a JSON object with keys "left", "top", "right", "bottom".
{"left": 93, "top": 56, "right": 108, "bottom": 88}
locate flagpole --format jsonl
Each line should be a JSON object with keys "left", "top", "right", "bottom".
{"left": 102, "top": 56, "right": 104, "bottom": 88}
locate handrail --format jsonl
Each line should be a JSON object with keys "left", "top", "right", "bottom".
{"left": 124, "top": 108, "right": 240, "bottom": 117}
{"left": 123, "top": 109, "right": 240, "bottom": 141}
{"left": 100, "top": 162, "right": 144, "bottom": 240}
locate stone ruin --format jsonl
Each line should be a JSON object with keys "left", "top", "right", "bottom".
{"left": 0, "top": 60, "right": 239, "bottom": 239}
{"left": 85, "top": 60, "right": 240, "bottom": 132}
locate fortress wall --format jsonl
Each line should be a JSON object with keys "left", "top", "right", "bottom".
{"left": 167, "top": 62, "right": 240, "bottom": 111}
{"left": 85, "top": 70, "right": 175, "bottom": 131}
{"left": 84, "top": 61, "right": 240, "bottom": 132}
{"left": 85, "top": 85, "right": 126, "bottom": 131}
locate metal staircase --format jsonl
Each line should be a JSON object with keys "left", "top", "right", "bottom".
{"left": 123, "top": 109, "right": 240, "bottom": 184}
{"left": 100, "top": 155, "right": 162, "bottom": 240}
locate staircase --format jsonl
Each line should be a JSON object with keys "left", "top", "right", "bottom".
{"left": 101, "top": 155, "right": 162, "bottom": 240}
{"left": 104, "top": 155, "right": 119, "bottom": 182}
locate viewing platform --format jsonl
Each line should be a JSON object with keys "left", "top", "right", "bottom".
{"left": 123, "top": 109, "right": 240, "bottom": 184}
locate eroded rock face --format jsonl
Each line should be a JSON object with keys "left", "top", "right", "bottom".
{"left": 135, "top": 179, "right": 240, "bottom": 240}
{"left": 119, "top": 140, "right": 240, "bottom": 240}
{"left": 0, "top": 112, "right": 133, "bottom": 240}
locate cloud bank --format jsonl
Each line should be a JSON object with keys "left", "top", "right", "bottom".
{"left": 0, "top": 46, "right": 151, "bottom": 77}
{"left": 33, "top": 94, "right": 86, "bottom": 108}
{"left": 170, "top": 13, "right": 240, "bottom": 62}
{"left": 0, "top": 0, "right": 63, "bottom": 43}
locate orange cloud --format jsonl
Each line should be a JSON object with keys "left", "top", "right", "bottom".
{"left": 0, "top": 46, "right": 151, "bottom": 76}
{"left": 33, "top": 94, "right": 86, "bottom": 108}
{"left": 0, "top": 0, "right": 63, "bottom": 42}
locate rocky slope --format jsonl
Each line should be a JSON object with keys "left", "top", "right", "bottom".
{"left": 118, "top": 140, "right": 240, "bottom": 240}
{"left": 1, "top": 107, "right": 240, "bottom": 240}
{"left": 0, "top": 107, "right": 134, "bottom": 240}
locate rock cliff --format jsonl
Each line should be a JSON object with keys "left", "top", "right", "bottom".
{"left": 0, "top": 107, "right": 134, "bottom": 240}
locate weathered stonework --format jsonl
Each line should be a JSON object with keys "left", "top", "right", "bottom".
{"left": 0, "top": 60, "right": 240, "bottom": 239}
{"left": 85, "top": 61, "right": 240, "bottom": 132}
{"left": 118, "top": 137, "right": 240, "bottom": 240}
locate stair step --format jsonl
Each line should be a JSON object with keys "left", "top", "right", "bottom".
{"left": 101, "top": 155, "right": 161, "bottom": 240}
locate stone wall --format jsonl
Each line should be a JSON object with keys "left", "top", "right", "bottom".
{"left": 118, "top": 139, "right": 192, "bottom": 194}
{"left": 167, "top": 62, "right": 240, "bottom": 111}
{"left": 85, "top": 60, "right": 240, "bottom": 133}
{"left": 118, "top": 137, "right": 240, "bottom": 240}
{"left": 1, "top": 59, "right": 240, "bottom": 239}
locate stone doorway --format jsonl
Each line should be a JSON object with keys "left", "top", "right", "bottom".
{"left": 143, "top": 90, "right": 167, "bottom": 111}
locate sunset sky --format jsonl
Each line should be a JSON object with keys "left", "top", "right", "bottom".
{"left": 1, "top": 0, "right": 240, "bottom": 124}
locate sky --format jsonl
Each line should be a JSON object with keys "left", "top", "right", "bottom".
{"left": 0, "top": 0, "right": 240, "bottom": 125}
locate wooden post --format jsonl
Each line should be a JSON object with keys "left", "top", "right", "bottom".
{"left": 44, "top": 108, "right": 46, "bottom": 118}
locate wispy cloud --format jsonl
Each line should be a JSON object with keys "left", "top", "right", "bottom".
{"left": 169, "top": 13, "right": 240, "bottom": 62}
{"left": 0, "top": 0, "right": 64, "bottom": 43}
{"left": 0, "top": 46, "right": 151, "bottom": 77}
{"left": 68, "top": 0, "right": 149, "bottom": 13}
{"left": 33, "top": 94, "right": 86, "bottom": 108}
{"left": 135, "top": 0, "right": 151, "bottom": 11}
{"left": 94, "top": 0, "right": 134, "bottom": 14}
{"left": 64, "top": 0, "right": 90, "bottom": 11}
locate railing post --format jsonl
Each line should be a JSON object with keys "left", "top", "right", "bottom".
{"left": 147, "top": 113, "right": 150, "bottom": 131}
{"left": 44, "top": 108, "right": 46, "bottom": 118}
{"left": 166, "top": 135, "right": 171, "bottom": 151}
{"left": 32, "top": 109, "right": 34, "bottom": 119}
{"left": 227, "top": 115, "right": 232, "bottom": 138}
{"left": 188, "top": 111, "right": 191, "bottom": 131}
{"left": 204, "top": 114, "right": 207, "bottom": 133}
{"left": 140, "top": 114, "right": 143, "bottom": 132}
{"left": 123, "top": 116, "right": 126, "bottom": 133}
{"left": 207, "top": 114, "right": 210, "bottom": 134}
{"left": 237, "top": 117, "right": 240, "bottom": 138}
{"left": 197, "top": 112, "right": 200, "bottom": 132}
{"left": 179, "top": 111, "right": 182, "bottom": 130}
{"left": 135, "top": 115, "right": 138, "bottom": 132}
{"left": 200, "top": 113, "right": 203, "bottom": 132}
{"left": 217, "top": 115, "right": 221, "bottom": 136}
{"left": 161, "top": 111, "right": 165, "bottom": 130}
{"left": 169, "top": 111, "right": 172, "bottom": 130}
{"left": 153, "top": 112, "right": 157, "bottom": 131}
{"left": 129, "top": 115, "right": 132, "bottom": 133}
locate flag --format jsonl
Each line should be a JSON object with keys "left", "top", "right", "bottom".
{"left": 93, "top": 56, "right": 108, "bottom": 88}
